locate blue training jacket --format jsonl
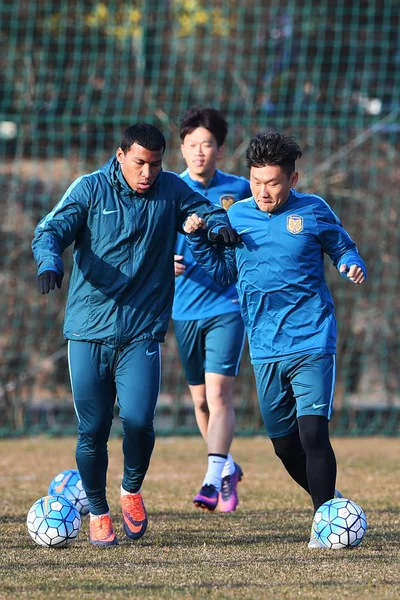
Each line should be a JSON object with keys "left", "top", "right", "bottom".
{"left": 32, "top": 157, "right": 233, "bottom": 347}
{"left": 172, "top": 169, "right": 251, "bottom": 320}
{"left": 187, "top": 189, "right": 367, "bottom": 364}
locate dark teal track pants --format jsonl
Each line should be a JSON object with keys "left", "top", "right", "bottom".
{"left": 68, "top": 339, "right": 161, "bottom": 515}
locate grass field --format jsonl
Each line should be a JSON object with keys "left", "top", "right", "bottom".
{"left": 1, "top": 435, "right": 399, "bottom": 599}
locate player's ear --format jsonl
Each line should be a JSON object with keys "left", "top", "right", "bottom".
{"left": 116, "top": 147, "right": 124, "bottom": 164}
{"left": 217, "top": 145, "right": 225, "bottom": 160}
{"left": 290, "top": 171, "right": 299, "bottom": 188}
{"left": 181, "top": 144, "right": 190, "bottom": 165}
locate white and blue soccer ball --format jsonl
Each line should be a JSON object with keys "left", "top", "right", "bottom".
{"left": 313, "top": 497, "right": 367, "bottom": 549}
{"left": 26, "top": 495, "right": 81, "bottom": 547}
{"left": 48, "top": 469, "right": 89, "bottom": 516}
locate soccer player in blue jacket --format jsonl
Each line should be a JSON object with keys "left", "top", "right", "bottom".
{"left": 173, "top": 107, "right": 251, "bottom": 512}
{"left": 32, "top": 123, "right": 238, "bottom": 547}
{"left": 183, "top": 131, "right": 367, "bottom": 549}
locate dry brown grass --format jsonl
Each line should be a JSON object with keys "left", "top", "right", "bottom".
{"left": 0, "top": 436, "right": 399, "bottom": 599}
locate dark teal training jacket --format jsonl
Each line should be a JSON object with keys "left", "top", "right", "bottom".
{"left": 32, "top": 157, "right": 232, "bottom": 347}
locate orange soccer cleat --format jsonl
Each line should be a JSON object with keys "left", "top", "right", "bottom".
{"left": 120, "top": 492, "right": 148, "bottom": 540}
{"left": 89, "top": 514, "right": 118, "bottom": 547}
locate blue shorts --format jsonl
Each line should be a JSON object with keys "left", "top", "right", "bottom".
{"left": 253, "top": 353, "right": 336, "bottom": 439}
{"left": 173, "top": 312, "right": 246, "bottom": 385}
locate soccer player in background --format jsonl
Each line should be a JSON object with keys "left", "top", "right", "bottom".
{"left": 172, "top": 107, "right": 251, "bottom": 512}
{"left": 32, "top": 123, "right": 238, "bottom": 547}
{"left": 183, "top": 131, "right": 367, "bottom": 548}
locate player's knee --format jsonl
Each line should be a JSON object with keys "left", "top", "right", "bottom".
{"left": 205, "top": 374, "right": 234, "bottom": 403}
{"left": 77, "top": 427, "right": 109, "bottom": 452}
{"left": 191, "top": 388, "right": 207, "bottom": 411}
{"left": 206, "top": 387, "right": 232, "bottom": 410}
{"left": 193, "top": 395, "right": 208, "bottom": 414}
{"left": 271, "top": 434, "right": 295, "bottom": 462}
{"left": 78, "top": 414, "right": 110, "bottom": 435}
{"left": 298, "top": 415, "right": 330, "bottom": 454}
{"left": 120, "top": 413, "right": 154, "bottom": 435}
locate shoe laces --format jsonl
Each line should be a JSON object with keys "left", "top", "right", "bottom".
{"left": 122, "top": 494, "right": 146, "bottom": 521}
{"left": 90, "top": 515, "right": 113, "bottom": 538}
{"left": 221, "top": 473, "right": 236, "bottom": 501}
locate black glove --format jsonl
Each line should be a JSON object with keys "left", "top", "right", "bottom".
{"left": 209, "top": 227, "right": 241, "bottom": 246}
{"left": 38, "top": 270, "right": 64, "bottom": 294}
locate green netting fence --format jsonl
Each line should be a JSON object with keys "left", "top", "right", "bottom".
{"left": 1, "top": 0, "right": 399, "bottom": 436}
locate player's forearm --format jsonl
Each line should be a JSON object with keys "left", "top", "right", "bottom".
{"left": 186, "top": 233, "right": 237, "bottom": 287}
{"left": 32, "top": 231, "right": 65, "bottom": 275}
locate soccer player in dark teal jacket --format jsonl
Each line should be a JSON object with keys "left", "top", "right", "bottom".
{"left": 184, "top": 131, "right": 367, "bottom": 549}
{"left": 32, "top": 123, "right": 238, "bottom": 547}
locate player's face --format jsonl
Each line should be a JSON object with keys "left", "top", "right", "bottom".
{"left": 250, "top": 164, "right": 298, "bottom": 213}
{"left": 116, "top": 143, "right": 163, "bottom": 194}
{"left": 181, "top": 127, "right": 223, "bottom": 182}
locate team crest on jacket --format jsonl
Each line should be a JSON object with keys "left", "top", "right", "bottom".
{"left": 287, "top": 214, "right": 303, "bottom": 234}
{"left": 220, "top": 195, "right": 235, "bottom": 210}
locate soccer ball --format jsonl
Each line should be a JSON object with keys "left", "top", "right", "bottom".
{"left": 26, "top": 495, "right": 81, "bottom": 547}
{"left": 313, "top": 497, "right": 367, "bottom": 549}
{"left": 48, "top": 469, "right": 89, "bottom": 516}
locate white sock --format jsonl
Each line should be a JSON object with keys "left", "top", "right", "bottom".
{"left": 202, "top": 454, "right": 227, "bottom": 491}
{"left": 221, "top": 453, "right": 235, "bottom": 478}
{"left": 121, "top": 486, "right": 141, "bottom": 496}
{"left": 90, "top": 511, "right": 110, "bottom": 520}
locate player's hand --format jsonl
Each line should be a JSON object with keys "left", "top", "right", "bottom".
{"left": 210, "top": 226, "right": 241, "bottom": 246}
{"left": 174, "top": 254, "right": 186, "bottom": 277}
{"left": 183, "top": 214, "right": 207, "bottom": 234}
{"left": 339, "top": 264, "right": 365, "bottom": 284}
{"left": 38, "top": 270, "right": 64, "bottom": 294}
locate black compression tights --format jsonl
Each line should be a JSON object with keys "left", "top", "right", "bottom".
{"left": 271, "top": 415, "right": 337, "bottom": 512}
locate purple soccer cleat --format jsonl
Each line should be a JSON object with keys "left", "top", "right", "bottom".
{"left": 194, "top": 484, "right": 219, "bottom": 511}
{"left": 218, "top": 463, "right": 243, "bottom": 513}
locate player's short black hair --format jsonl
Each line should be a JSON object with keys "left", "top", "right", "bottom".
{"left": 120, "top": 123, "right": 166, "bottom": 154}
{"left": 179, "top": 106, "right": 228, "bottom": 148}
{"left": 246, "top": 131, "right": 302, "bottom": 178}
